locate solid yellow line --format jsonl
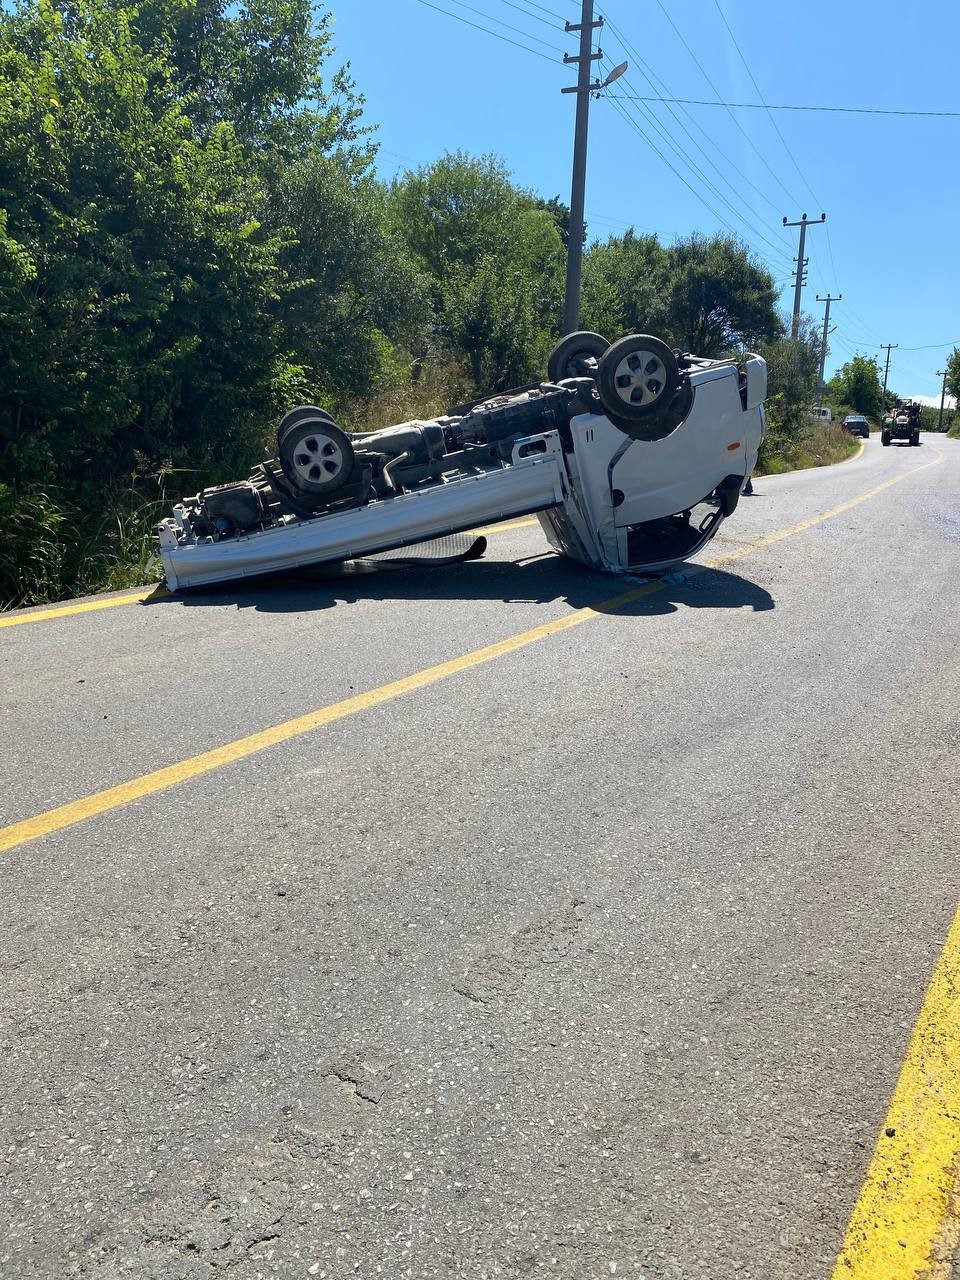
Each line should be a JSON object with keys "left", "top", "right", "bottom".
{"left": 843, "top": 439, "right": 867, "bottom": 464}
{"left": 0, "top": 589, "right": 158, "bottom": 628}
{"left": 0, "top": 446, "right": 942, "bottom": 858}
{"left": 0, "top": 521, "right": 541, "bottom": 629}
{"left": 830, "top": 905, "right": 960, "bottom": 1279}
{"left": 0, "top": 577, "right": 662, "bottom": 856}
{"left": 471, "top": 516, "right": 540, "bottom": 535}
{"left": 709, "top": 449, "right": 942, "bottom": 571}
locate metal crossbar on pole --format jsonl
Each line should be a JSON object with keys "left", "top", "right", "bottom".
{"left": 783, "top": 213, "right": 826, "bottom": 340}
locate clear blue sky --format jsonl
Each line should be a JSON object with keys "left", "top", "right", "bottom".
{"left": 332, "top": 0, "right": 959, "bottom": 402}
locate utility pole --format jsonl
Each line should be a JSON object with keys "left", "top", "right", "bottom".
{"left": 783, "top": 213, "right": 826, "bottom": 340}
{"left": 815, "top": 293, "right": 841, "bottom": 401}
{"left": 936, "top": 368, "right": 948, "bottom": 432}
{"left": 879, "top": 343, "right": 898, "bottom": 414}
{"left": 561, "top": 0, "right": 603, "bottom": 334}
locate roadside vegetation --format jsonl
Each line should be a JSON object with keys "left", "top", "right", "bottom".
{"left": 1, "top": 0, "right": 949, "bottom": 607}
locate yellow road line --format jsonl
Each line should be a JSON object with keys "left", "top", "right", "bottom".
{"left": 0, "top": 520, "right": 542, "bottom": 630}
{"left": 471, "top": 516, "right": 540, "bottom": 536}
{"left": 0, "top": 588, "right": 159, "bottom": 628}
{"left": 709, "top": 448, "right": 943, "bottom": 571}
{"left": 0, "top": 576, "right": 663, "bottom": 856}
{"left": 843, "top": 439, "right": 867, "bottom": 464}
{"left": 0, "top": 445, "right": 942, "bottom": 859}
{"left": 830, "top": 905, "right": 960, "bottom": 1280}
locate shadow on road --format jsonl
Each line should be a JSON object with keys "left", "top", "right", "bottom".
{"left": 143, "top": 554, "right": 774, "bottom": 618}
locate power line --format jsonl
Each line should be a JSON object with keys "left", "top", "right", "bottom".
{"left": 586, "top": 211, "right": 658, "bottom": 234}
{"left": 899, "top": 338, "right": 960, "bottom": 351}
{"left": 836, "top": 323, "right": 886, "bottom": 351}
{"left": 839, "top": 303, "right": 885, "bottom": 345}
{"left": 601, "top": 10, "right": 797, "bottom": 240}
{"left": 610, "top": 95, "right": 960, "bottom": 118}
{"left": 601, "top": 83, "right": 790, "bottom": 276}
{"left": 507, "top": 0, "right": 567, "bottom": 16}
{"left": 601, "top": 62, "right": 795, "bottom": 270}
{"left": 651, "top": 0, "right": 804, "bottom": 210}
{"left": 433, "top": 0, "right": 564, "bottom": 51}
{"left": 410, "top": 0, "right": 560, "bottom": 61}
{"left": 712, "top": 0, "right": 824, "bottom": 209}
{"left": 602, "top": 93, "right": 741, "bottom": 236}
{"left": 490, "top": 0, "right": 565, "bottom": 31}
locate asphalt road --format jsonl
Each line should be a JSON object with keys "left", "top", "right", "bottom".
{"left": 2, "top": 434, "right": 959, "bottom": 1280}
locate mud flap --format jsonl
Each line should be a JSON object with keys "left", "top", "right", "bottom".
{"left": 344, "top": 533, "right": 488, "bottom": 571}
{"left": 716, "top": 475, "right": 744, "bottom": 518}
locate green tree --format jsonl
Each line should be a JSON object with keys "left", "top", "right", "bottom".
{"left": 388, "top": 152, "right": 520, "bottom": 287}
{"left": 272, "top": 153, "right": 432, "bottom": 403}
{"left": 112, "top": 0, "right": 371, "bottom": 169}
{"left": 389, "top": 152, "right": 565, "bottom": 390}
{"left": 581, "top": 231, "right": 668, "bottom": 340}
{"left": 762, "top": 319, "right": 822, "bottom": 430}
{"left": 827, "top": 354, "right": 883, "bottom": 417}
{"left": 0, "top": 0, "right": 297, "bottom": 500}
{"left": 661, "top": 234, "right": 783, "bottom": 356}
{"left": 945, "top": 346, "right": 960, "bottom": 404}
{"left": 533, "top": 194, "right": 573, "bottom": 250}
{"left": 582, "top": 230, "right": 782, "bottom": 356}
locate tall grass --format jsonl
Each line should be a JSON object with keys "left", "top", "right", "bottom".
{"left": 337, "top": 352, "right": 471, "bottom": 434}
{"left": 0, "top": 479, "right": 170, "bottom": 610}
{"left": 757, "top": 419, "right": 860, "bottom": 475}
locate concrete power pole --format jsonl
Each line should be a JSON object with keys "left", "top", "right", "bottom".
{"left": 880, "top": 343, "right": 898, "bottom": 414}
{"left": 937, "top": 368, "right": 948, "bottom": 432}
{"left": 561, "top": 0, "right": 603, "bottom": 334}
{"left": 815, "top": 293, "right": 841, "bottom": 401}
{"left": 783, "top": 213, "right": 826, "bottom": 340}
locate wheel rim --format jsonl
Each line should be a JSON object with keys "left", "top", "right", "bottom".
{"left": 291, "top": 431, "right": 347, "bottom": 486}
{"left": 612, "top": 349, "right": 669, "bottom": 408}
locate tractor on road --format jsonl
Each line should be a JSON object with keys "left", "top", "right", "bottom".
{"left": 881, "top": 401, "right": 921, "bottom": 447}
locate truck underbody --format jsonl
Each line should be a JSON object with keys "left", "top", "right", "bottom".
{"left": 155, "top": 333, "right": 767, "bottom": 591}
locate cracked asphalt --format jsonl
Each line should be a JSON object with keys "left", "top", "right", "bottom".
{"left": 2, "top": 435, "right": 959, "bottom": 1279}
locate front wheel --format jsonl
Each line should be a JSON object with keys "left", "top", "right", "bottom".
{"left": 912, "top": 432, "right": 921, "bottom": 446}
{"left": 595, "top": 334, "right": 681, "bottom": 423}
{"left": 881, "top": 432, "right": 891, "bottom": 446}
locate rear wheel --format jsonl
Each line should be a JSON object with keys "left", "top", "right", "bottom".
{"left": 546, "top": 331, "right": 610, "bottom": 382}
{"left": 278, "top": 415, "right": 355, "bottom": 496}
{"left": 277, "top": 405, "right": 336, "bottom": 453}
{"left": 881, "top": 431, "right": 890, "bottom": 446}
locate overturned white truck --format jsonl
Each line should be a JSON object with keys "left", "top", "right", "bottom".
{"left": 155, "top": 332, "right": 767, "bottom": 590}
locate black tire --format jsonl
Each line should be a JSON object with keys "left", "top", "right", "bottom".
{"left": 278, "top": 415, "right": 355, "bottom": 496}
{"left": 546, "top": 331, "right": 609, "bottom": 382}
{"left": 277, "top": 405, "right": 336, "bottom": 453}
{"left": 596, "top": 334, "right": 681, "bottom": 423}
{"left": 912, "top": 432, "right": 921, "bottom": 446}
{"left": 881, "top": 432, "right": 890, "bottom": 446}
